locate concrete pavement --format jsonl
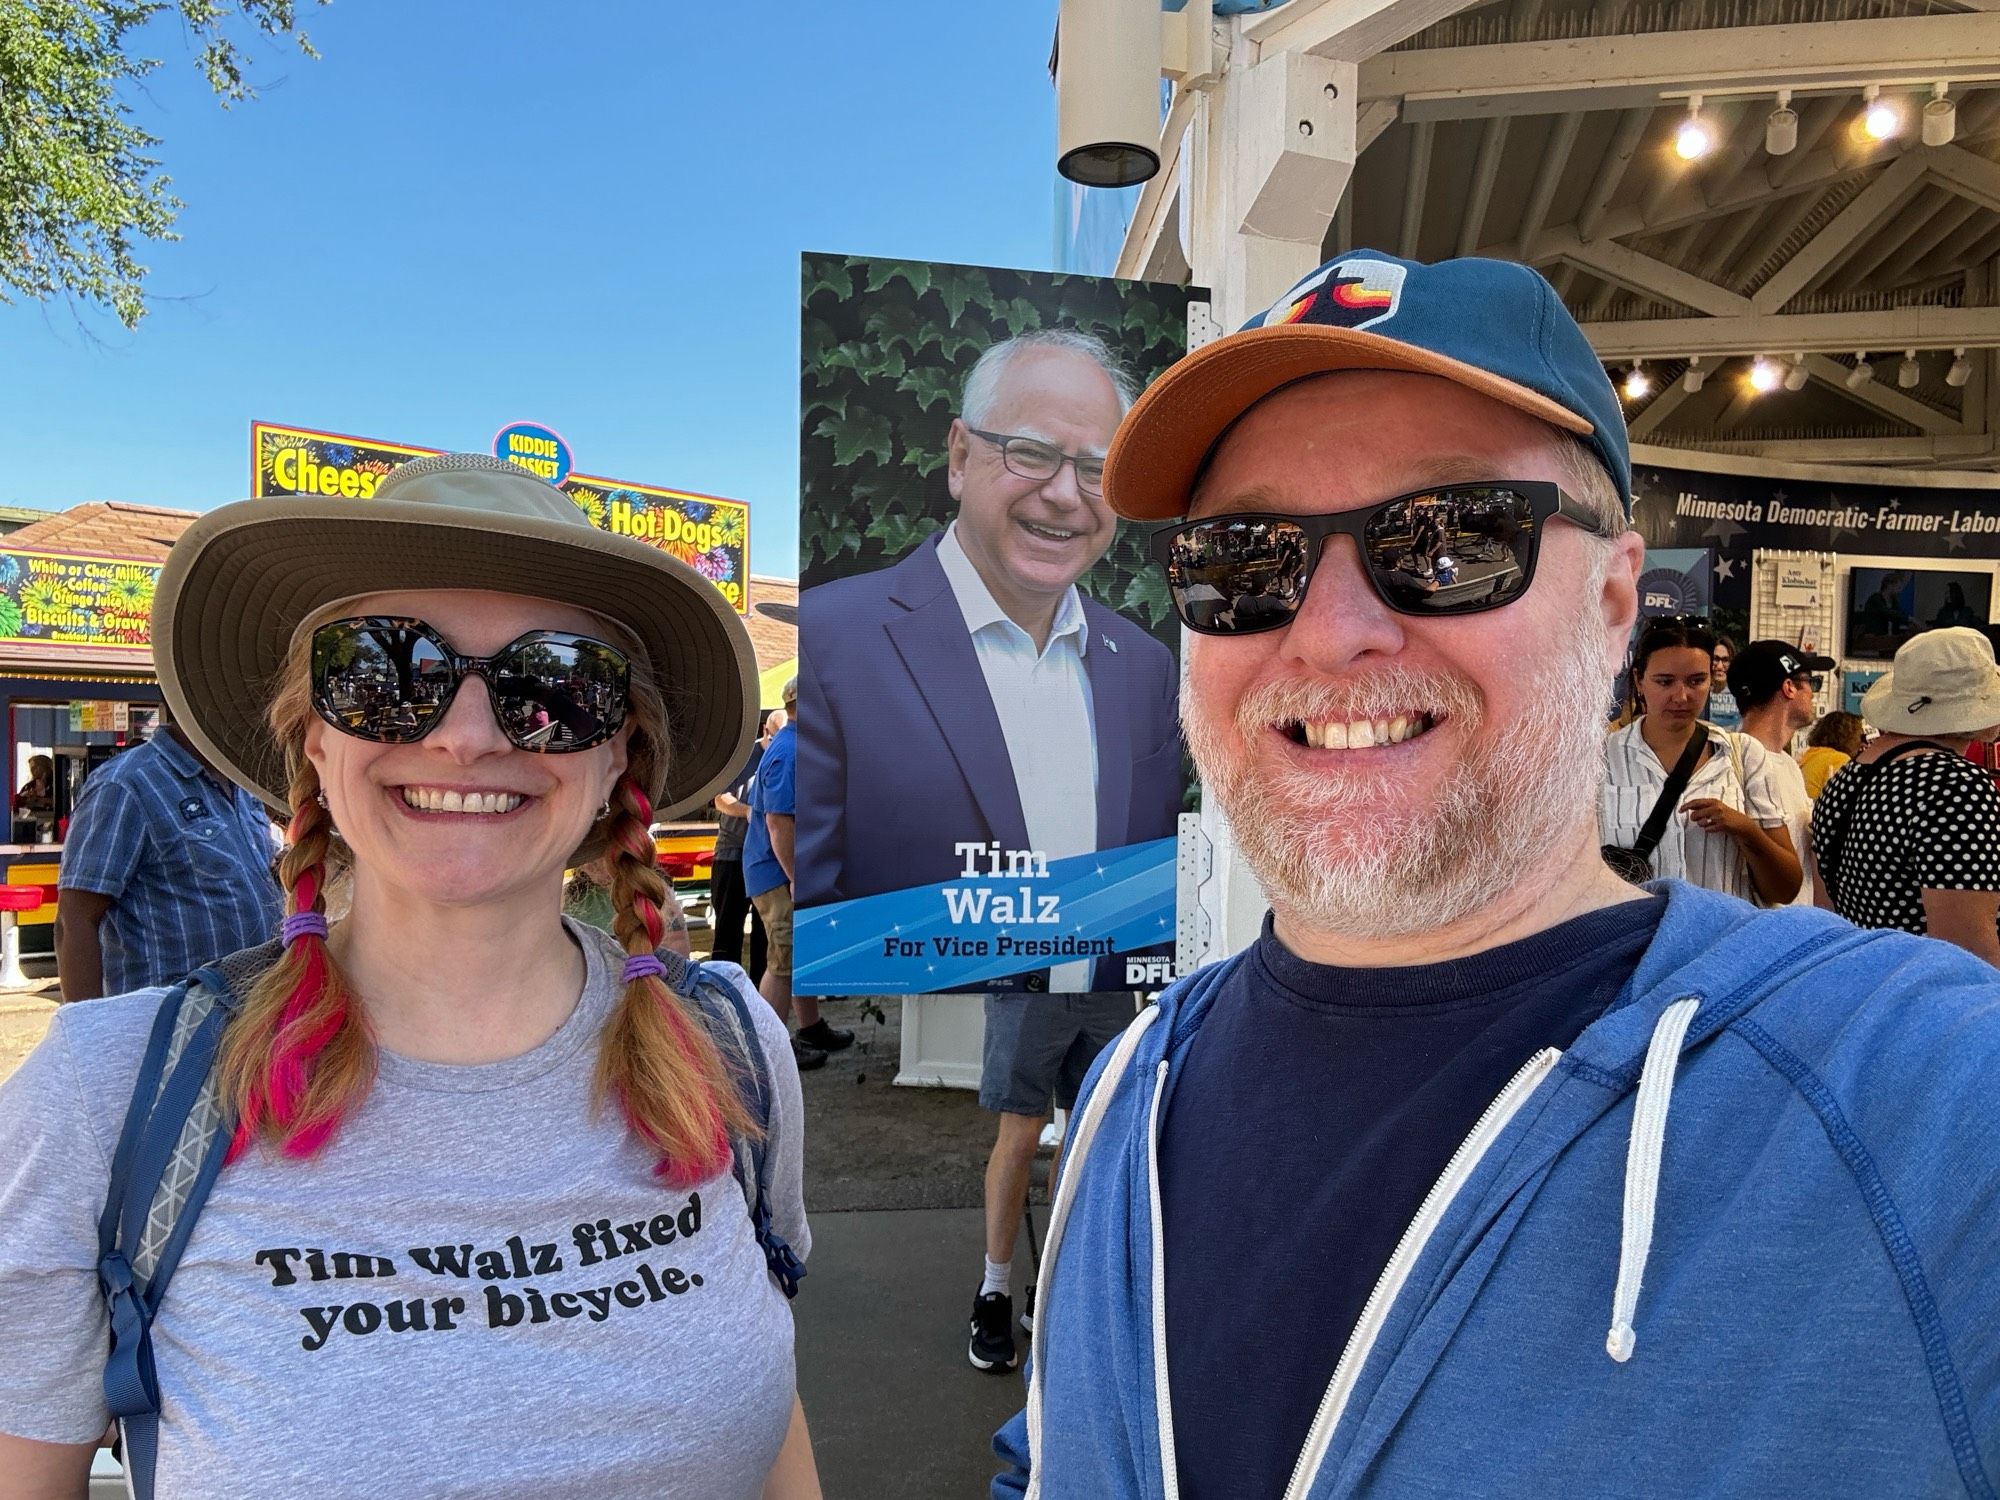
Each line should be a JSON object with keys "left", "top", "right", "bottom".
{"left": 795, "top": 1207, "right": 1037, "bottom": 1500}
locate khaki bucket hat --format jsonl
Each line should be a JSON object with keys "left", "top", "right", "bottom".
{"left": 1861, "top": 626, "right": 2000, "bottom": 737}
{"left": 152, "top": 453, "right": 759, "bottom": 849}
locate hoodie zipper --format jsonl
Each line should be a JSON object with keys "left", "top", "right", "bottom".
{"left": 1278, "top": 1047, "right": 1561, "bottom": 1500}
{"left": 1147, "top": 1060, "right": 1181, "bottom": 1500}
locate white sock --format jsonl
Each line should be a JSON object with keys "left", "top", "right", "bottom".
{"left": 980, "top": 1256, "right": 1012, "bottom": 1299}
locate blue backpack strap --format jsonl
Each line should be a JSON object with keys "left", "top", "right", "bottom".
{"left": 97, "top": 948, "right": 272, "bottom": 1500}
{"left": 651, "top": 951, "right": 805, "bottom": 1299}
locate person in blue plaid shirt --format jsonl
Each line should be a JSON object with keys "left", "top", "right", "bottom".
{"left": 54, "top": 711, "right": 281, "bottom": 1000}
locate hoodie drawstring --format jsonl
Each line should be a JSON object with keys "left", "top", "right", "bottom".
{"left": 1607, "top": 996, "right": 1701, "bottom": 1364}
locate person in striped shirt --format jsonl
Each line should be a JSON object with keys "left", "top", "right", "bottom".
{"left": 1600, "top": 617, "right": 1801, "bottom": 904}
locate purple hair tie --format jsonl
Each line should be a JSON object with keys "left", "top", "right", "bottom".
{"left": 622, "top": 953, "right": 668, "bottom": 984}
{"left": 282, "top": 911, "right": 329, "bottom": 946}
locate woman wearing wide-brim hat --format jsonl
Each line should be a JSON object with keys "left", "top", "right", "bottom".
{"left": 1811, "top": 625, "right": 2000, "bottom": 964}
{"left": 0, "top": 454, "right": 821, "bottom": 1498}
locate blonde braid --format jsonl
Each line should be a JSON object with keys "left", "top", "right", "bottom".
{"left": 592, "top": 772, "right": 757, "bottom": 1187}
{"left": 216, "top": 758, "right": 375, "bottom": 1160}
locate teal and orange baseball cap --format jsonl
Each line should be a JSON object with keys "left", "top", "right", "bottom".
{"left": 1104, "top": 249, "right": 1630, "bottom": 521}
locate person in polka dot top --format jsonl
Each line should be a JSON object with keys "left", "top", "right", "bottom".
{"left": 1811, "top": 627, "right": 2000, "bottom": 964}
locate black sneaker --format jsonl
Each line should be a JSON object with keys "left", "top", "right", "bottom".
{"left": 1020, "top": 1283, "right": 1035, "bottom": 1334}
{"left": 968, "top": 1291, "right": 1019, "bottom": 1372}
{"left": 791, "top": 1035, "right": 828, "bottom": 1071}
{"left": 796, "top": 1019, "right": 855, "bottom": 1053}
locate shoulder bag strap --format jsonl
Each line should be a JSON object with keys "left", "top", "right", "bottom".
{"left": 652, "top": 951, "right": 805, "bottom": 1299}
{"left": 1632, "top": 728, "right": 1710, "bottom": 860}
{"left": 1818, "top": 740, "right": 1955, "bottom": 906}
{"left": 98, "top": 965, "right": 239, "bottom": 1500}
{"left": 98, "top": 949, "right": 272, "bottom": 1500}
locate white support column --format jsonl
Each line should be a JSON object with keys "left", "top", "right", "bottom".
{"left": 1176, "top": 7, "right": 1378, "bottom": 969}
{"left": 1189, "top": 27, "right": 1358, "bottom": 327}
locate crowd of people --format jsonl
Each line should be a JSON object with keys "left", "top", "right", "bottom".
{"left": 1, "top": 250, "right": 1997, "bottom": 1500}
{"left": 1597, "top": 616, "right": 2000, "bottom": 964}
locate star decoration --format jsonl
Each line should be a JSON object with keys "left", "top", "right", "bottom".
{"left": 1714, "top": 556, "right": 1738, "bottom": 581}
{"left": 1702, "top": 518, "right": 1745, "bottom": 544}
{"left": 1948, "top": 528, "right": 1969, "bottom": 553}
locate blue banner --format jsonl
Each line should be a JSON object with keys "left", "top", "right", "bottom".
{"left": 793, "top": 839, "right": 1177, "bottom": 994}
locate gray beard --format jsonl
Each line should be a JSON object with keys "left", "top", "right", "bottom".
{"left": 1183, "top": 585, "right": 1612, "bottom": 940}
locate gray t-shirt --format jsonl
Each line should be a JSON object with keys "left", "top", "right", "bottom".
{"left": 0, "top": 921, "right": 807, "bottom": 1499}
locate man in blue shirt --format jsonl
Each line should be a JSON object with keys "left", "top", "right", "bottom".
{"left": 743, "top": 678, "right": 850, "bottom": 1068}
{"left": 55, "top": 712, "right": 281, "bottom": 999}
{"left": 995, "top": 252, "right": 2000, "bottom": 1498}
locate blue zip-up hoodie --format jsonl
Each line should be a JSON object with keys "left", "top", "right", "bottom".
{"left": 994, "top": 884, "right": 2000, "bottom": 1499}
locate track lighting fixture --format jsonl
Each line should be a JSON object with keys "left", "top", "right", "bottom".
{"left": 1675, "top": 95, "right": 1715, "bottom": 161}
{"left": 1766, "top": 90, "right": 1797, "bottom": 156}
{"left": 1923, "top": 84, "right": 1956, "bottom": 148}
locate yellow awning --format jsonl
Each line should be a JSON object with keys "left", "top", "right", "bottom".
{"left": 758, "top": 658, "right": 796, "bottom": 710}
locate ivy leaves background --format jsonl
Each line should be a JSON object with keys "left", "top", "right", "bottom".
{"left": 799, "top": 254, "right": 1191, "bottom": 649}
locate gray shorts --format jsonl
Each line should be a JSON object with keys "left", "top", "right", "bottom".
{"left": 979, "top": 994, "right": 1138, "bottom": 1116}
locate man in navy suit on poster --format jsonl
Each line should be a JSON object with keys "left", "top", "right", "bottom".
{"left": 798, "top": 328, "right": 1182, "bottom": 995}
{"left": 803, "top": 327, "right": 1184, "bottom": 1372}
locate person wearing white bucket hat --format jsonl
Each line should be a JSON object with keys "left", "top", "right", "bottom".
{"left": 1812, "top": 626, "right": 2000, "bottom": 963}
{"left": 0, "top": 455, "right": 821, "bottom": 1499}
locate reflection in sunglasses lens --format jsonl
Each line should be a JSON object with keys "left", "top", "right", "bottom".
{"left": 312, "top": 620, "right": 630, "bottom": 751}
{"left": 314, "top": 623, "right": 451, "bottom": 742}
{"left": 491, "top": 639, "right": 626, "bottom": 750}
{"left": 1366, "top": 488, "right": 1535, "bottom": 614}
{"left": 1163, "top": 486, "right": 1544, "bottom": 634}
{"left": 1167, "top": 519, "right": 1309, "bottom": 632}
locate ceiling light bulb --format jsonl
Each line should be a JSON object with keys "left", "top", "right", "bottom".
{"left": 1683, "top": 357, "right": 1707, "bottom": 394}
{"left": 1675, "top": 94, "right": 1714, "bottom": 161}
{"left": 1623, "top": 364, "right": 1652, "bottom": 400}
{"left": 1923, "top": 84, "right": 1956, "bottom": 148}
{"left": 1947, "top": 347, "right": 1972, "bottom": 388}
{"left": 1863, "top": 85, "right": 1901, "bottom": 141}
{"left": 1897, "top": 349, "right": 1920, "bottom": 389}
{"left": 1784, "top": 356, "right": 1809, "bottom": 392}
{"left": 1749, "top": 357, "right": 1783, "bottom": 393}
{"left": 1766, "top": 90, "right": 1798, "bottom": 155}
{"left": 1846, "top": 353, "right": 1874, "bottom": 390}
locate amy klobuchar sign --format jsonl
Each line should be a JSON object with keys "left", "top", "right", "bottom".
{"left": 1633, "top": 459, "right": 2000, "bottom": 612}
{"left": 793, "top": 254, "right": 1193, "bottom": 996}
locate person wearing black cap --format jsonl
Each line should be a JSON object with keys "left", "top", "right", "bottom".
{"left": 1730, "top": 640, "right": 1836, "bottom": 905}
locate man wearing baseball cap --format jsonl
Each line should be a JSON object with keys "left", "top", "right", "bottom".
{"left": 994, "top": 252, "right": 2000, "bottom": 1498}
{"left": 1729, "top": 640, "right": 1836, "bottom": 904}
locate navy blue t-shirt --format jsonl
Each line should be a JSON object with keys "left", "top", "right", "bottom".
{"left": 1158, "top": 897, "right": 1665, "bottom": 1500}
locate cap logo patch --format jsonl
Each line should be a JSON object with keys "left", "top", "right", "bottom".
{"left": 1256, "top": 256, "right": 1406, "bottom": 333}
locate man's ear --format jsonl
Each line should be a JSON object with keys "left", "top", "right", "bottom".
{"left": 1598, "top": 532, "right": 1644, "bottom": 679}
{"left": 946, "top": 418, "right": 971, "bottom": 502}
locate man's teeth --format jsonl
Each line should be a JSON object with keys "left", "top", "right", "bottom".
{"left": 1022, "top": 521, "right": 1078, "bottom": 541}
{"left": 400, "top": 788, "right": 523, "bottom": 815}
{"left": 1297, "top": 713, "right": 1435, "bottom": 749}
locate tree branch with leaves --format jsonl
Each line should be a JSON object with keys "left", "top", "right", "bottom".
{"left": 0, "top": 0, "right": 324, "bottom": 328}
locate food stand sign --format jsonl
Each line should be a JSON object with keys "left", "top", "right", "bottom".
{"left": 252, "top": 421, "right": 751, "bottom": 613}
{"left": 0, "top": 549, "right": 160, "bottom": 653}
{"left": 68, "top": 701, "right": 130, "bottom": 732}
{"left": 494, "top": 421, "right": 573, "bottom": 485}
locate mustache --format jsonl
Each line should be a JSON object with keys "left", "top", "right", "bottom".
{"left": 1232, "top": 666, "right": 1483, "bottom": 733}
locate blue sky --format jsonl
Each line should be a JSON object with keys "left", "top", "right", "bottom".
{"left": 0, "top": 1, "right": 1065, "bottom": 579}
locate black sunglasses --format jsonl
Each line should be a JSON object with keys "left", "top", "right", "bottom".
{"left": 1152, "top": 480, "right": 1604, "bottom": 636}
{"left": 310, "top": 616, "right": 631, "bottom": 753}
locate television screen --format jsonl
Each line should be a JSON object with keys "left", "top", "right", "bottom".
{"left": 1845, "top": 567, "right": 1992, "bottom": 660}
